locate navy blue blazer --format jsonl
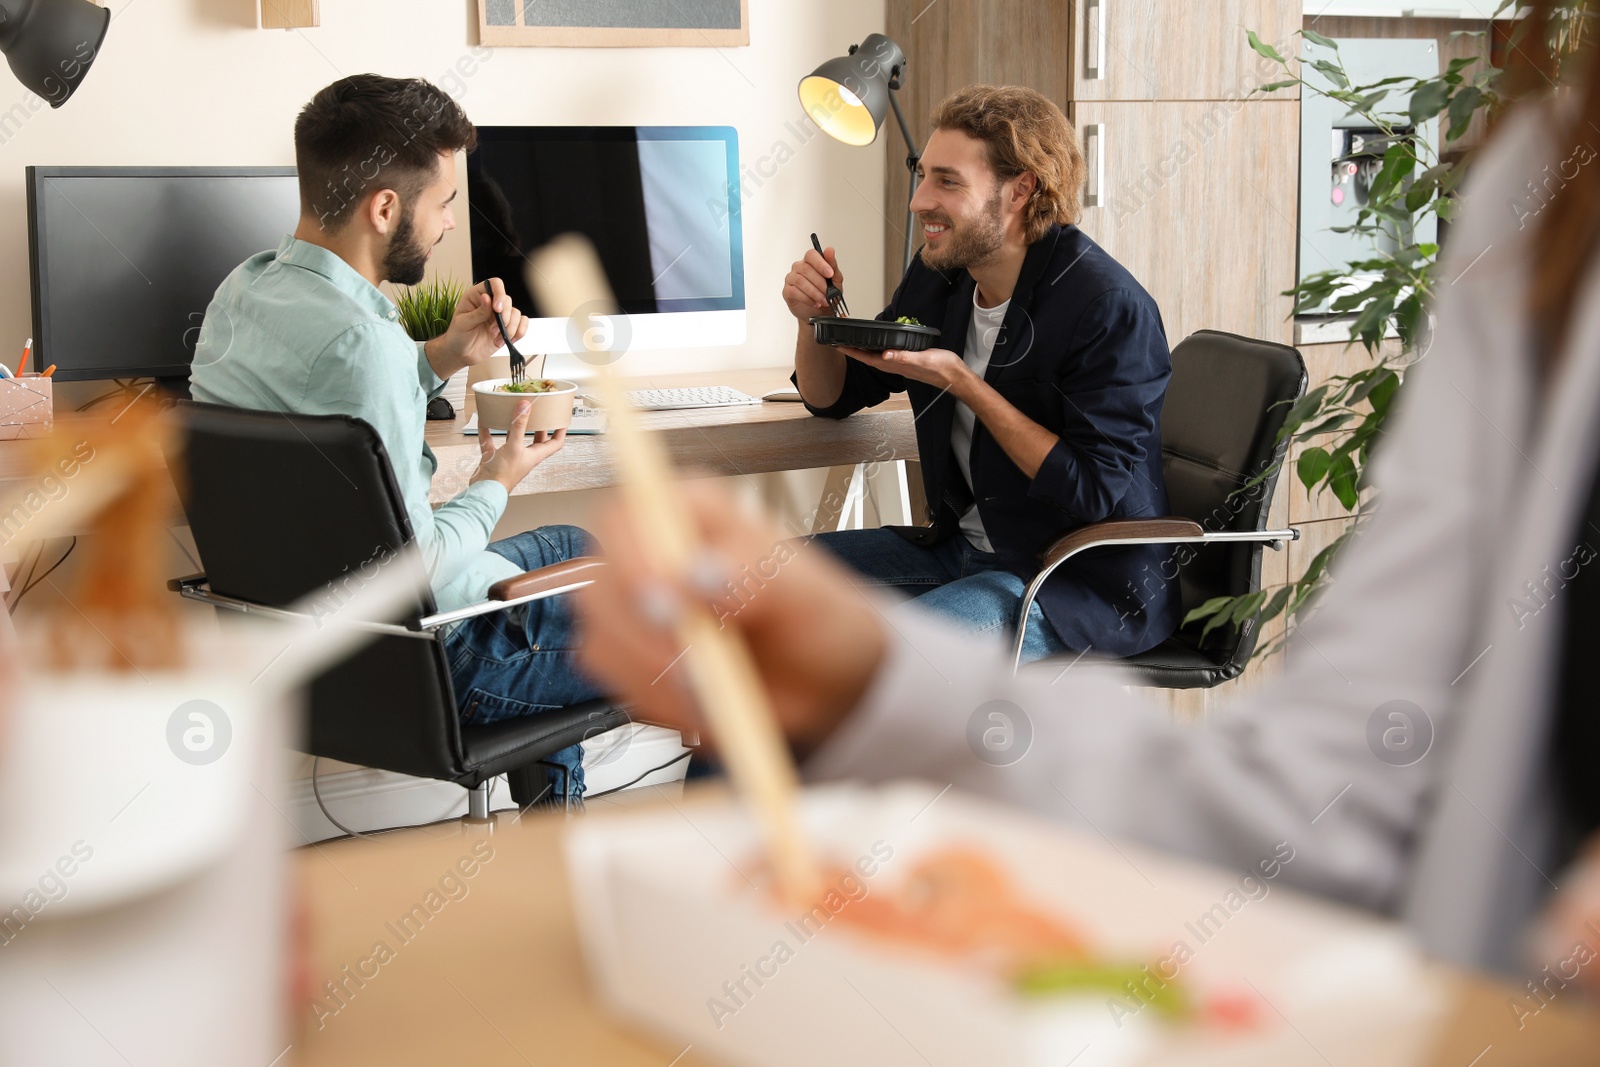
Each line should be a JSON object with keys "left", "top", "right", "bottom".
{"left": 801, "top": 224, "right": 1181, "bottom": 657}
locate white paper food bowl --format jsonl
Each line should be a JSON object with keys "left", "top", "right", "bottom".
{"left": 472, "top": 377, "right": 577, "bottom": 433}
{"left": 565, "top": 781, "right": 1448, "bottom": 1067}
{"left": 0, "top": 668, "right": 277, "bottom": 915}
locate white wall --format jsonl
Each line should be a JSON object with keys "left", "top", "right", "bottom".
{"left": 0, "top": 0, "right": 888, "bottom": 380}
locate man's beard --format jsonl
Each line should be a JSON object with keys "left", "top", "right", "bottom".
{"left": 919, "top": 184, "right": 1007, "bottom": 271}
{"left": 381, "top": 206, "right": 433, "bottom": 286}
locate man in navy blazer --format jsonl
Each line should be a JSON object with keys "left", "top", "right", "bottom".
{"left": 784, "top": 85, "right": 1178, "bottom": 662}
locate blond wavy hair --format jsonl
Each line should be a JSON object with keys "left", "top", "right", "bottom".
{"left": 931, "top": 85, "right": 1084, "bottom": 241}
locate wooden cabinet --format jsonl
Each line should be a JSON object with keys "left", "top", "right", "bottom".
{"left": 1070, "top": 0, "right": 1301, "bottom": 102}
{"left": 1071, "top": 98, "right": 1299, "bottom": 344}
{"left": 261, "top": 0, "right": 319, "bottom": 28}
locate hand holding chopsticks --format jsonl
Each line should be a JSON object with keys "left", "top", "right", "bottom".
{"left": 529, "top": 235, "right": 822, "bottom": 905}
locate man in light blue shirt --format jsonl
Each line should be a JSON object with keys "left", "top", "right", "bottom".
{"left": 191, "top": 74, "right": 602, "bottom": 801}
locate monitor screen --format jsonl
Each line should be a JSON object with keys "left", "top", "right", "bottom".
{"left": 27, "top": 166, "right": 300, "bottom": 382}
{"left": 467, "top": 126, "right": 745, "bottom": 356}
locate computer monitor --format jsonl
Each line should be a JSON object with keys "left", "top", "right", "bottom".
{"left": 26, "top": 166, "right": 301, "bottom": 384}
{"left": 466, "top": 126, "right": 745, "bottom": 356}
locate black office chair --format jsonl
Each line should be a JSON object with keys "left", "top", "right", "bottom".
{"left": 163, "top": 402, "right": 631, "bottom": 816}
{"left": 1014, "top": 330, "right": 1308, "bottom": 686}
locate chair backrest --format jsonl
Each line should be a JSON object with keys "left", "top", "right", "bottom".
{"left": 1158, "top": 330, "right": 1307, "bottom": 666}
{"left": 166, "top": 402, "right": 469, "bottom": 782}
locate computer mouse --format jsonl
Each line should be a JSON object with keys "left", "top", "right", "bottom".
{"left": 426, "top": 396, "right": 455, "bottom": 421}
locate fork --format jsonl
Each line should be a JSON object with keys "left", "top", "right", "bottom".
{"left": 809, "top": 233, "right": 849, "bottom": 319}
{"left": 488, "top": 281, "right": 526, "bottom": 385}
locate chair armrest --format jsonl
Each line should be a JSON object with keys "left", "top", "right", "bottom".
{"left": 1013, "top": 521, "right": 1297, "bottom": 675}
{"left": 415, "top": 556, "right": 606, "bottom": 631}
{"left": 1040, "top": 519, "right": 1204, "bottom": 570}
{"left": 487, "top": 556, "right": 605, "bottom": 601}
{"left": 167, "top": 573, "right": 208, "bottom": 594}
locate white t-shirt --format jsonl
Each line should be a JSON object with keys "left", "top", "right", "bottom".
{"left": 952, "top": 288, "right": 1010, "bottom": 552}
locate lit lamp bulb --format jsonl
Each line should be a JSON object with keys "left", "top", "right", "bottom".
{"left": 797, "top": 33, "right": 906, "bottom": 148}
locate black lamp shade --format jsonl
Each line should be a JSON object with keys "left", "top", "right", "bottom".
{"left": 0, "top": 0, "right": 109, "bottom": 108}
{"left": 799, "top": 33, "right": 905, "bottom": 147}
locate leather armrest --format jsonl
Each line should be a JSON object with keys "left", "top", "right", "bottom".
{"left": 1040, "top": 518, "right": 1205, "bottom": 570}
{"left": 487, "top": 556, "right": 605, "bottom": 601}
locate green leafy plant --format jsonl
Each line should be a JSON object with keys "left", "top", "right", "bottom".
{"left": 1187, "top": 7, "right": 1589, "bottom": 654}
{"left": 395, "top": 276, "right": 464, "bottom": 343}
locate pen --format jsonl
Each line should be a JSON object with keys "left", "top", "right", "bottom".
{"left": 18, "top": 338, "right": 30, "bottom": 376}
{"left": 41, "top": 364, "right": 55, "bottom": 377}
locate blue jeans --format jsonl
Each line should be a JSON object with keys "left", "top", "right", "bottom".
{"left": 810, "top": 528, "right": 1074, "bottom": 664}
{"left": 442, "top": 525, "right": 604, "bottom": 802}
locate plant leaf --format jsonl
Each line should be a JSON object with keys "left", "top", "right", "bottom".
{"left": 1298, "top": 446, "right": 1332, "bottom": 491}
{"left": 1301, "top": 28, "right": 1338, "bottom": 50}
{"left": 1258, "top": 585, "right": 1294, "bottom": 625}
{"left": 1309, "top": 59, "right": 1349, "bottom": 89}
{"left": 1446, "top": 86, "right": 1482, "bottom": 142}
{"left": 1279, "top": 383, "right": 1334, "bottom": 438}
{"left": 1247, "top": 29, "right": 1285, "bottom": 63}
{"left": 1302, "top": 412, "right": 1354, "bottom": 436}
{"left": 1352, "top": 89, "right": 1392, "bottom": 113}
{"left": 1328, "top": 451, "right": 1360, "bottom": 510}
{"left": 1183, "top": 595, "right": 1234, "bottom": 628}
{"left": 1409, "top": 78, "right": 1452, "bottom": 124}
{"left": 1367, "top": 370, "right": 1400, "bottom": 417}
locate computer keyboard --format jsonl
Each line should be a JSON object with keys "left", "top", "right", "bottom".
{"left": 626, "top": 386, "right": 762, "bottom": 411}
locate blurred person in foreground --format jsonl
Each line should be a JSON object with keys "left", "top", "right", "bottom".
{"left": 576, "top": 1, "right": 1600, "bottom": 980}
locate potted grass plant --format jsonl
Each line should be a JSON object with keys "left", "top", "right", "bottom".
{"left": 395, "top": 276, "right": 464, "bottom": 343}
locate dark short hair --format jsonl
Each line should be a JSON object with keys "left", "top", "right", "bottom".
{"left": 294, "top": 74, "right": 476, "bottom": 231}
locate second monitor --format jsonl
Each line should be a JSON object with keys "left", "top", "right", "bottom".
{"left": 467, "top": 125, "right": 746, "bottom": 357}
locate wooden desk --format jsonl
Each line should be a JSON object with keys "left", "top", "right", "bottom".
{"left": 294, "top": 792, "right": 1600, "bottom": 1067}
{"left": 423, "top": 367, "right": 916, "bottom": 503}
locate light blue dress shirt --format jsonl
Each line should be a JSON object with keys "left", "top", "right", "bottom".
{"left": 189, "top": 235, "right": 520, "bottom": 612}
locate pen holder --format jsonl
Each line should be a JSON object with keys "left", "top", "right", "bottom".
{"left": 0, "top": 375, "right": 51, "bottom": 440}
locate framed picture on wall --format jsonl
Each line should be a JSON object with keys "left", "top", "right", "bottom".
{"left": 477, "top": 0, "right": 749, "bottom": 48}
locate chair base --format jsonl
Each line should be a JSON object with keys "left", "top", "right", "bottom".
{"left": 464, "top": 780, "right": 494, "bottom": 822}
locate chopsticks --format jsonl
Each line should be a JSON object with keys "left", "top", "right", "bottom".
{"left": 809, "top": 233, "right": 849, "bottom": 319}
{"left": 526, "top": 235, "right": 819, "bottom": 906}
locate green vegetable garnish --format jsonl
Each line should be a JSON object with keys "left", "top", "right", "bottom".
{"left": 1012, "top": 959, "right": 1190, "bottom": 1019}
{"left": 499, "top": 379, "right": 558, "bottom": 394}
{"left": 895, "top": 316, "right": 924, "bottom": 326}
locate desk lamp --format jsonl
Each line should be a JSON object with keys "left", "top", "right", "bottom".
{"left": 799, "top": 32, "right": 922, "bottom": 273}
{"left": 0, "top": 0, "right": 109, "bottom": 108}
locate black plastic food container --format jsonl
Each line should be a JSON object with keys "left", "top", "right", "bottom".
{"left": 810, "top": 316, "right": 942, "bottom": 352}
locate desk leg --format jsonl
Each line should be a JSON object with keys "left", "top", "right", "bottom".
{"left": 811, "top": 465, "right": 858, "bottom": 534}
{"left": 0, "top": 553, "right": 14, "bottom": 647}
{"left": 873, "top": 460, "right": 914, "bottom": 526}
{"left": 902, "top": 461, "right": 926, "bottom": 525}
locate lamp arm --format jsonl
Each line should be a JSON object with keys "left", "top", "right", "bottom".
{"left": 887, "top": 81, "right": 922, "bottom": 274}
{"left": 887, "top": 80, "right": 921, "bottom": 173}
